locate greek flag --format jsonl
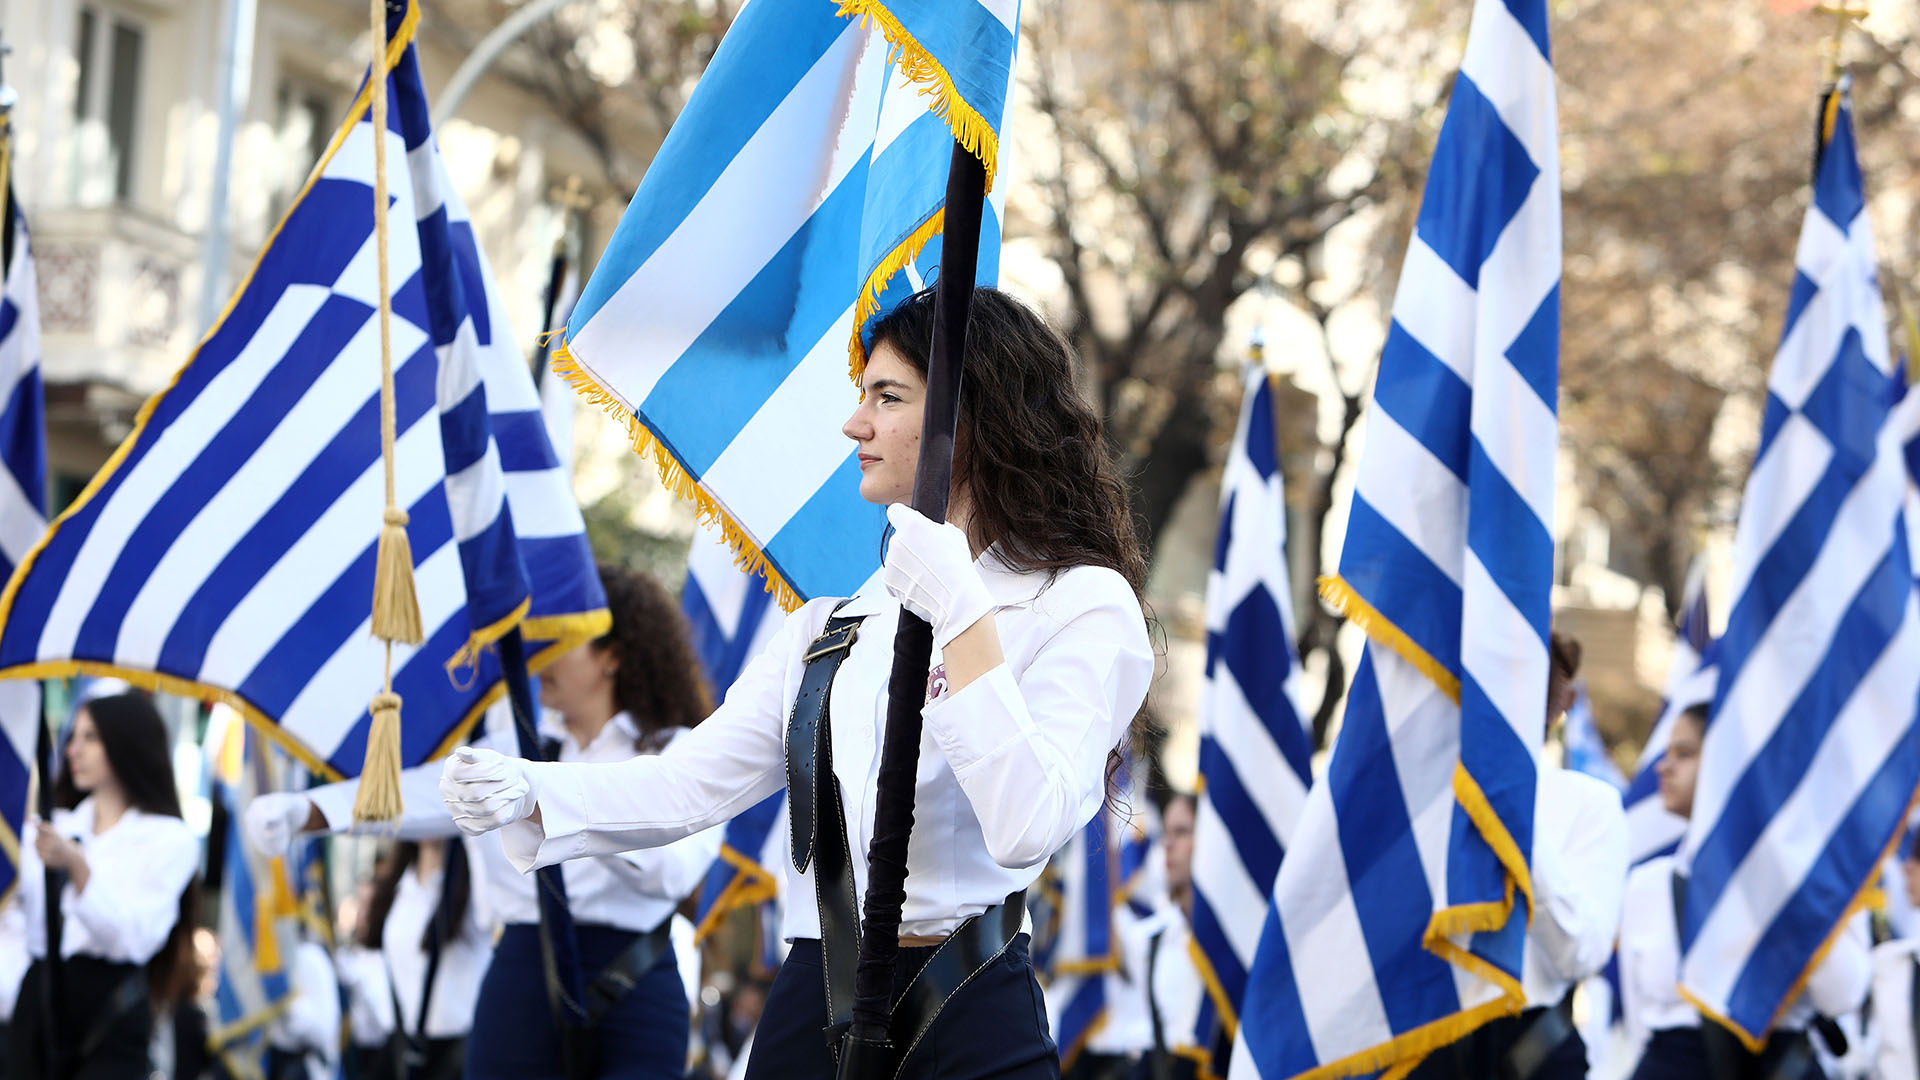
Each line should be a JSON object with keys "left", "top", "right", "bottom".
{"left": 1043, "top": 805, "right": 1144, "bottom": 1070}
{"left": 1189, "top": 363, "right": 1312, "bottom": 1066}
{"left": 0, "top": 3, "right": 607, "bottom": 781}
{"left": 1562, "top": 687, "right": 1624, "bottom": 790}
{"left": 1624, "top": 569, "right": 1712, "bottom": 865}
{"left": 1677, "top": 81, "right": 1920, "bottom": 1050}
{"left": 685, "top": 525, "right": 788, "bottom": 945}
{"left": 1233, "top": 0, "right": 1561, "bottom": 1073}
{"left": 550, "top": 0, "right": 1015, "bottom": 607}
{"left": 207, "top": 707, "right": 296, "bottom": 1079}
{"left": 0, "top": 185, "right": 44, "bottom": 903}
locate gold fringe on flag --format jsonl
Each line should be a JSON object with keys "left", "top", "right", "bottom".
{"left": 355, "top": 0, "right": 417, "bottom": 824}
{"left": 546, "top": 345, "right": 803, "bottom": 611}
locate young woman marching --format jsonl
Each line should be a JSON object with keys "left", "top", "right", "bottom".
{"left": 13, "top": 691, "right": 201, "bottom": 1080}
{"left": 441, "top": 287, "right": 1156, "bottom": 1080}
{"left": 355, "top": 838, "right": 488, "bottom": 1080}
{"left": 243, "top": 565, "right": 720, "bottom": 1080}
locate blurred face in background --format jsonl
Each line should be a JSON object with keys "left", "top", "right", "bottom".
{"left": 1903, "top": 852, "right": 1920, "bottom": 910}
{"left": 64, "top": 708, "right": 115, "bottom": 797}
{"left": 1164, "top": 797, "right": 1196, "bottom": 905}
{"left": 1656, "top": 708, "right": 1706, "bottom": 820}
{"left": 539, "top": 641, "right": 618, "bottom": 722}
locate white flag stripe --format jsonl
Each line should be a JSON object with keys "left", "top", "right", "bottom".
{"left": 700, "top": 303, "right": 863, "bottom": 541}
{"left": 37, "top": 286, "right": 336, "bottom": 656}
{"left": 1389, "top": 237, "right": 1479, "bottom": 385}
{"left": 198, "top": 413, "right": 448, "bottom": 687}
{"left": 568, "top": 23, "right": 878, "bottom": 409}
{"left": 1351, "top": 407, "right": 1468, "bottom": 584}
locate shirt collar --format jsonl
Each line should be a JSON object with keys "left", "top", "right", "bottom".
{"left": 537, "top": 710, "right": 640, "bottom": 751}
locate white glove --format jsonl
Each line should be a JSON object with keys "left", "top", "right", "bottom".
{"left": 439, "top": 746, "right": 536, "bottom": 836}
{"left": 243, "top": 792, "right": 316, "bottom": 858}
{"left": 883, "top": 503, "right": 996, "bottom": 650}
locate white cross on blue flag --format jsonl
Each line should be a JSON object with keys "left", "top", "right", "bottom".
{"left": 0, "top": 3, "right": 607, "bottom": 781}
{"left": 1678, "top": 81, "right": 1920, "bottom": 1051}
{"left": 1232, "top": 0, "right": 1562, "bottom": 1073}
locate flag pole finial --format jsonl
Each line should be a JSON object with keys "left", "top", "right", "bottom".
{"left": 1814, "top": 4, "right": 1869, "bottom": 83}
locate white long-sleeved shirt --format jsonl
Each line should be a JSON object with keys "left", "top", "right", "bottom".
{"left": 1618, "top": 854, "right": 1871, "bottom": 1056}
{"left": 19, "top": 799, "right": 197, "bottom": 963}
{"left": 335, "top": 944, "right": 395, "bottom": 1049}
{"left": 383, "top": 853, "right": 492, "bottom": 1039}
{"left": 0, "top": 897, "right": 26, "bottom": 1020}
{"left": 1619, "top": 855, "right": 1695, "bottom": 1053}
{"left": 308, "top": 713, "right": 720, "bottom": 934}
{"left": 1523, "top": 768, "right": 1629, "bottom": 1006}
{"left": 1871, "top": 938, "right": 1920, "bottom": 1080}
{"left": 268, "top": 940, "right": 342, "bottom": 1080}
{"left": 500, "top": 554, "right": 1154, "bottom": 940}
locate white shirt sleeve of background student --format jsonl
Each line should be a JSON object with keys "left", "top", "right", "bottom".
{"left": 18, "top": 800, "right": 198, "bottom": 963}
{"left": 1523, "top": 768, "right": 1630, "bottom": 1006}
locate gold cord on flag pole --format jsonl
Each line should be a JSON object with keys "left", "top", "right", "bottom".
{"left": 354, "top": 0, "right": 421, "bottom": 824}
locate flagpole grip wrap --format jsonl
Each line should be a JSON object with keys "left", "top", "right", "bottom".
{"left": 840, "top": 139, "right": 988, "bottom": 1076}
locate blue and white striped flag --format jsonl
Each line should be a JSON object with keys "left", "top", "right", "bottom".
{"left": 1624, "top": 567, "right": 1713, "bottom": 865}
{"left": 0, "top": 3, "right": 607, "bottom": 781}
{"left": 207, "top": 706, "right": 295, "bottom": 1080}
{"left": 1044, "top": 805, "right": 1130, "bottom": 1070}
{"left": 550, "top": 0, "right": 1015, "bottom": 608}
{"left": 1189, "top": 363, "right": 1312, "bottom": 1068}
{"left": 1677, "top": 81, "right": 1920, "bottom": 1050}
{"left": 0, "top": 185, "right": 44, "bottom": 904}
{"left": 1562, "top": 686, "right": 1625, "bottom": 790}
{"left": 685, "top": 525, "right": 788, "bottom": 947}
{"left": 1234, "top": 0, "right": 1562, "bottom": 1073}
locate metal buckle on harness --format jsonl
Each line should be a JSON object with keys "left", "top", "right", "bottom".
{"left": 803, "top": 623, "right": 860, "bottom": 663}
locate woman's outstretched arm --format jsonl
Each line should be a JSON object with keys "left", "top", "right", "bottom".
{"left": 450, "top": 599, "right": 824, "bottom": 870}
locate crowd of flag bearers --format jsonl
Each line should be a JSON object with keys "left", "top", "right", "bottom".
{"left": 0, "top": 0, "right": 1916, "bottom": 1078}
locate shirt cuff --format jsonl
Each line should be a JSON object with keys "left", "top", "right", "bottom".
{"left": 921, "top": 663, "right": 1027, "bottom": 776}
{"left": 499, "top": 760, "right": 593, "bottom": 872}
{"left": 306, "top": 782, "right": 358, "bottom": 832}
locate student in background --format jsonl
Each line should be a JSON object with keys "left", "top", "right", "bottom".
{"left": 13, "top": 691, "right": 201, "bottom": 1080}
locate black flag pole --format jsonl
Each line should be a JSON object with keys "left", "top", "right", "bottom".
{"left": 837, "top": 138, "right": 989, "bottom": 1079}
{"left": 497, "top": 627, "right": 595, "bottom": 1080}
{"left": 34, "top": 698, "right": 63, "bottom": 1079}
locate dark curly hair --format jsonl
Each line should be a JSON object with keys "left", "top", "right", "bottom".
{"left": 866, "top": 287, "right": 1151, "bottom": 788}
{"left": 594, "top": 563, "right": 714, "bottom": 751}
{"left": 865, "top": 287, "right": 1147, "bottom": 595}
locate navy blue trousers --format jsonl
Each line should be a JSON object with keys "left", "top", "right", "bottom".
{"left": 1628, "top": 1028, "right": 1707, "bottom": 1080}
{"left": 745, "top": 935, "right": 1058, "bottom": 1080}
{"left": 466, "top": 923, "right": 687, "bottom": 1080}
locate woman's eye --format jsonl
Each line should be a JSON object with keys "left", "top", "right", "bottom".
{"left": 880, "top": 393, "right": 901, "bottom": 405}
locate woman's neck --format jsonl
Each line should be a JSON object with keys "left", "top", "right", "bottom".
{"left": 89, "top": 785, "right": 130, "bottom": 834}
{"left": 563, "top": 701, "right": 618, "bottom": 748}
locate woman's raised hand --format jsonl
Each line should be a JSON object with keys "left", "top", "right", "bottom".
{"left": 242, "top": 792, "right": 316, "bottom": 857}
{"left": 883, "top": 504, "right": 994, "bottom": 649}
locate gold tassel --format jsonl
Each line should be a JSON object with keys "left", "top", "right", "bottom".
{"left": 352, "top": 691, "right": 406, "bottom": 823}
{"left": 254, "top": 892, "right": 283, "bottom": 973}
{"left": 265, "top": 855, "right": 299, "bottom": 916}
{"left": 370, "top": 507, "right": 423, "bottom": 645}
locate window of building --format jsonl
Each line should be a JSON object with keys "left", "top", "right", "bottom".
{"left": 72, "top": 4, "right": 146, "bottom": 204}
{"left": 271, "top": 78, "right": 335, "bottom": 219}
